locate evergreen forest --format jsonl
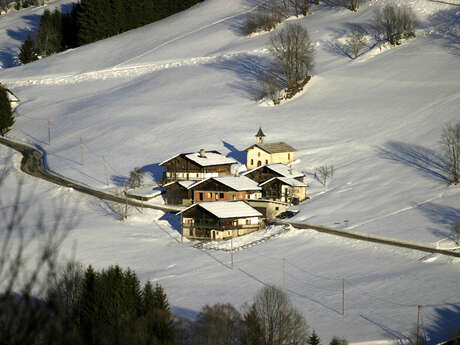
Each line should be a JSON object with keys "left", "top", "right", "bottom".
{"left": 18, "top": 0, "right": 205, "bottom": 63}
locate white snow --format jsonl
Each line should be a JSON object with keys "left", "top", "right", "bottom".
{"left": 244, "top": 163, "right": 305, "bottom": 179}
{"left": 180, "top": 201, "right": 263, "bottom": 219}
{"left": 191, "top": 175, "right": 261, "bottom": 191}
{"left": 1, "top": 0, "right": 460, "bottom": 343}
{"left": 260, "top": 176, "right": 308, "bottom": 187}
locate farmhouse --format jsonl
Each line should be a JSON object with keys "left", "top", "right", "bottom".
{"left": 243, "top": 163, "right": 305, "bottom": 184}
{"left": 260, "top": 177, "right": 308, "bottom": 204}
{"left": 178, "top": 201, "right": 264, "bottom": 240}
{"left": 245, "top": 128, "right": 296, "bottom": 170}
{"left": 189, "top": 176, "right": 262, "bottom": 203}
{"left": 160, "top": 149, "right": 237, "bottom": 184}
{"left": 164, "top": 180, "right": 195, "bottom": 206}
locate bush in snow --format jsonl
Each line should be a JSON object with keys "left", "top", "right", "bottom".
{"left": 346, "top": 24, "right": 367, "bottom": 58}
{"left": 374, "top": 4, "right": 417, "bottom": 45}
{"left": 440, "top": 121, "right": 460, "bottom": 185}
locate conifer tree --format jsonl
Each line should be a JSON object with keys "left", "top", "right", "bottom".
{"left": 143, "top": 281, "right": 156, "bottom": 315}
{"left": 153, "top": 283, "right": 170, "bottom": 311}
{"left": 309, "top": 330, "right": 321, "bottom": 345}
{"left": 0, "top": 86, "right": 14, "bottom": 137}
{"left": 37, "top": 9, "right": 63, "bottom": 56}
{"left": 18, "top": 34, "right": 38, "bottom": 64}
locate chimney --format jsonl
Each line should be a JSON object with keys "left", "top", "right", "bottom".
{"left": 199, "top": 149, "right": 206, "bottom": 158}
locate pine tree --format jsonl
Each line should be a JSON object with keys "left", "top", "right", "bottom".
{"left": 18, "top": 34, "right": 38, "bottom": 64}
{"left": 153, "top": 283, "right": 170, "bottom": 311}
{"left": 79, "top": 265, "right": 97, "bottom": 345}
{"left": 0, "top": 86, "right": 14, "bottom": 137}
{"left": 37, "top": 9, "right": 63, "bottom": 56}
{"left": 143, "top": 281, "right": 156, "bottom": 315}
{"left": 309, "top": 330, "right": 321, "bottom": 345}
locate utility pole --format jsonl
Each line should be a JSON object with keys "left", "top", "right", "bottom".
{"left": 342, "top": 278, "right": 345, "bottom": 316}
{"left": 80, "top": 137, "right": 84, "bottom": 166}
{"left": 416, "top": 305, "right": 428, "bottom": 345}
{"left": 103, "top": 156, "right": 109, "bottom": 186}
{"left": 231, "top": 233, "right": 234, "bottom": 269}
{"left": 282, "top": 258, "right": 286, "bottom": 294}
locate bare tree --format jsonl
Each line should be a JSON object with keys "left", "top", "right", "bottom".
{"left": 270, "top": 23, "right": 314, "bottom": 91}
{"left": 316, "top": 164, "right": 334, "bottom": 186}
{"left": 244, "top": 0, "right": 287, "bottom": 35}
{"left": 0, "top": 168, "right": 78, "bottom": 344}
{"left": 330, "top": 337, "right": 349, "bottom": 345}
{"left": 440, "top": 122, "right": 460, "bottom": 184}
{"left": 244, "top": 285, "right": 309, "bottom": 345}
{"left": 451, "top": 222, "right": 460, "bottom": 245}
{"left": 374, "top": 4, "right": 416, "bottom": 45}
{"left": 256, "top": 67, "right": 284, "bottom": 103}
{"left": 192, "top": 303, "right": 244, "bottom": 345}
{"left": 346, "top": 25, "right": 367, "bottom": 58}
{"left": 128, "top": 167, "right": 144, "bottom": 188}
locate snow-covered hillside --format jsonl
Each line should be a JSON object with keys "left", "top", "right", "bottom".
{"left": 1, "top": 0, "right": 459, "bottom": 343}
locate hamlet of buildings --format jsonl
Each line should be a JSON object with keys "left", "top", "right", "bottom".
{"left": 159, "top": 130, "right": 307, "bottom": 240}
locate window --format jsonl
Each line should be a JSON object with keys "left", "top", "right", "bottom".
{"left": 265, "top": 160, "right": 268, "bottom": 164}
{"left": 275, "top": 207, "right": 279, "bottom": 210}
{"left": 233, "top": 194, "right": 237, "bottom": 200}
{"left": 199, "top": 192, "right": 203, "bottom": 201}
{"left": 220, "top": 192, "right": 224, "bottom": 199}
{"left": 258, "top": 152, "right": 261, "bottom": 157}
{"left": 288, "top": 153, "right": 291, "bottom": 160}
{"left": 246, "top": 219, "right": 250, "bottom": 225}
{"left": 251, "top": 159, "right": 254, "bottom": 165}
{"left": 207, "top": 193, "right": 211, "bottom": 199}
{"left": 215, "top": 193, "right": 218, "bottom": 200}
{"left": 233, "top": 220, "right": 238, "bottom": 226}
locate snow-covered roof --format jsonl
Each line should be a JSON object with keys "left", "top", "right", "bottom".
{"left": 243, "top": 163, "right": 304, "bottom": 179}
{"left": 188, "top": 176, "right": 261, "bottom": 191}
{"left": 244, "top": 142, "right": 296, "bottom": 154}
{"left": 260, "top": 177, "right": 307, "bottom": 187}
{"left": 160, "top": 150, "right": 237, "bottom": 167}
{"left": 125, "top": 186, "right": 162, "bottom": 197}
{"left": 164, "top": 180, "right": 200, "bottom": 189}
{"left": 178, "top": 201, "right": 262, "bottom": 218}
{"left": 184, "top": 151, "right": 237, "bottom": 167}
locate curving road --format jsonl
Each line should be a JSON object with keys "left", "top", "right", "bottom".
{"left": 0, "top": 137, "right": 182, "bottom": 213}
{"left": 1, "top": 136, "right": 459, "bottom": 258}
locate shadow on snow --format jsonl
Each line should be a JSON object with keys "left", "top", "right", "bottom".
{"left": 376, "top": 141, "right": 448, "bottom": 184}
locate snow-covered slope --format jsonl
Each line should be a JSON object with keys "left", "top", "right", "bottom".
{"left": 1, "top": 0, "right": 459, "bottom": 343}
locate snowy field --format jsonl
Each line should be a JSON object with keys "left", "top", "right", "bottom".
{"left": 1, "top": 0, "right": 460, "bottom": 343}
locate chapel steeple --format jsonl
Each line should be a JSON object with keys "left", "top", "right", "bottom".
{"left": 255, "top": 127, "right": 266, "bottom": 145}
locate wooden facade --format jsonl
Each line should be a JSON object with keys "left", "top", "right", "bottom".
{"left": 179, "top": 203, "right": 263, "bottom": 241}
{"left": 190, "top": 179, "right": 261, "bottom": 203}
{"left": 164, "top": 182, "right": 193, "bottom": 206}
{"left": 244, "top": 166, "right": 304, "bottom": 184}
{"left": 160, "top": 152, "right": 234, "bottom": 184}
{"left": 261, "top": 178, "right": 307, "bottom": 204}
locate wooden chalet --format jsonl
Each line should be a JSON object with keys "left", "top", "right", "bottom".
{"left": 178, "top": 201, "right": 264, "bottom": 241}
{"left": 245, "top": 128, "right": 296, "bottom": 169}
{"left": 160, "top": 149, "right": 237, "bottom": 184}
{"left": 164, "top": 180, "right": 195, "bottom": 206}
{"left": 243, "top": 163, "right": 305, "bottom": 184}
{"left": 189, "top": 176, "right": 262, "bottom": 203}
{"left": 260, "top": 177, "right": 308, "bottom": 204}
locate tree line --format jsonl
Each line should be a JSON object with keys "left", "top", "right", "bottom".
{"left": 18, "top": 0, "right": 204, "bottom": 64}
{"left": 0, "top": 259, "right": 348, "bottom": 345}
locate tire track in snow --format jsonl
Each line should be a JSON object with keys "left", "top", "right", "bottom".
{"left": 113, "top": 4, "right": 261, "bottom": 68}
{"left": 4, "top": 48, "right": 270, "bottom": 87}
